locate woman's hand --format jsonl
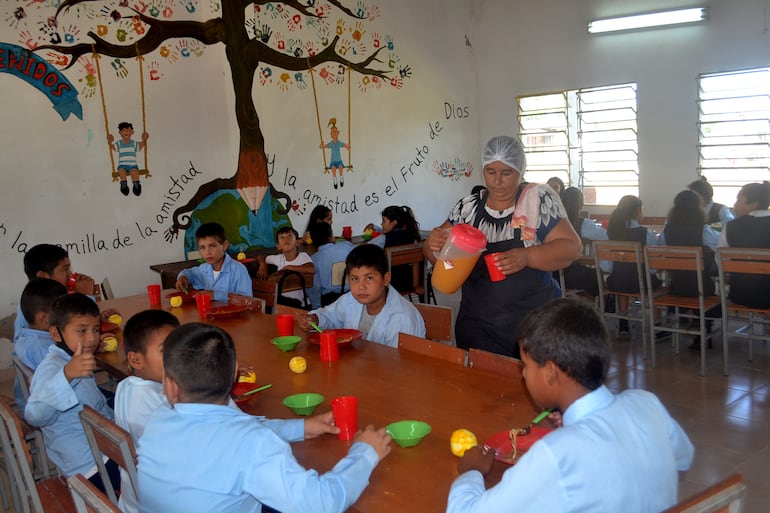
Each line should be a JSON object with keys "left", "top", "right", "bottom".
{"left": 495, "top": 247, "right": 530, "bottom": 275}
{"left": 426, "top": 226, "right": 450, "bottom": 253}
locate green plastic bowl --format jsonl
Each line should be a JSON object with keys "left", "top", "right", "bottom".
{"left": 282, "top": 393, "right": 325, "bottom": 416}
{"left": 272, "top": 335, "right": 302, "bottom": 351}
{"left": 386, "top": 420, "right": 432, "bottom": 448}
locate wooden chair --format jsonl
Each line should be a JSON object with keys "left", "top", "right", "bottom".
{"left": 0, "top": 397, "right": 75, "bottom": 513}
{"left": 661, "top": 474, "right": 746, "bottom": 513}
{"left": 79, "top": 406, "right": 137, "bottom": 507}
{"left": 467, "top": 348, "right": 523, "bottom": 381}
{"left": 716, "top": 248, "right": 770, "bottom": 375}
{"left": 397, "top": 332, "right": 467, "bottom": 366}
{"left": 594, "top": 241, "right": 650, "bottom": 355}
{"left": 413, "top": 303, "right": 453, "bottom": 342}
{"left": 227, "top": 294, "right": 265, "bottom": 313}
{"left": 10, "top": 357, "right": 53, "bottom": 480}
{"left": 644, "top": 246, "right": 721, "bottom": 375}
{"left": 67, "top": 474, "right": 122, "bottom": 513}
{"left": 386, "top": 242, "right": 426, "bottom": 302}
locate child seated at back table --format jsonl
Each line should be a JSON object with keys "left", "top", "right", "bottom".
{"left": 447, "top": 298, "right": 694, "bottom": 513}
{"left": 300, "top": 244, "right": 425, "bottom": 348}
{"left": 307, "top": 221, "right": 356, "bottom": 308}
{"left": 114, "top": 309, "right": 180, "bottom": 513}
{"left": 137, "top": 322, "right": 392, "bottom": 513}
{"left": 175, "top": 222, "right": 253, "bottom": 302}
{"left": 255, "top": 226, "right": 315, "bottom": 304}
{"left": 14, "top": 278, "right": 68, "bottom": 408}
{"left": 24, "top": 293, "right": 119, "bottom": 494}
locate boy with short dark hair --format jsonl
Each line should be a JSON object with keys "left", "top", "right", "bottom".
{"left": 24, "top": 293, "right": 118, "bottom": 492}
{"left": 300, "top": 244, "right": 425, "bottom": 347}
{"left": 175, "top": 222, "right": 252, "bottom": 301}
{"left": 307, "top": 221, "right": 355, "bottom": 308}
{"left": 114, "top": 309, "right": 180, "bottom": 513}
{"left": 138, "top": 322, "right": 392, "bottom": 512}
{"left": 15, "top": 244, "right": 97, "bottom": 343}
{"left": 17, "top": 278, "right": 68, "bottom": 371}
{"left": 447, "top": 299, "right": 694, "bottom": 513}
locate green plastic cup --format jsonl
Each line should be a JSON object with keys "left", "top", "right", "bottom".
{"left": 385, "top": 420, "right": 432, "bottom": 448}
{"left": 282, "top": 393, "right": 325, "bottom": 416}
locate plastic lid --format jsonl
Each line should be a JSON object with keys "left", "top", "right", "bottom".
{"left": 449, "top": 224, "right": 487, "bottom": 253}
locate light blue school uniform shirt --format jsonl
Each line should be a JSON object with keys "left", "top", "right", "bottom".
{"left": 24, "top": 344, "right": 113, "bottom": 477}
{"left": 307, "top": 240, "right": 356, "bottom": 309}
{"left": 137, "top": 403, "right": 379, "bottom": 513}
{"left": 177, "top": 253, "right": 253, "bottom": 301}
{"left": 447, "top": 385, "right": 694, "bottom": 513}
{"left": 311, "top": 285, "right": 425, "bottom": 348}
{"left": 15, "top": 327, "right": 54, "bottom": 370}
{"left": 705, "top": 201, "right": 734, "bottom": 224}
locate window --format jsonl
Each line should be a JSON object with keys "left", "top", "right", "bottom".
{"left": 698, "top": 68, "right": 770, "bottom": 206}
{"left": 518, "top": 83, "right": 639, "bottom": 205}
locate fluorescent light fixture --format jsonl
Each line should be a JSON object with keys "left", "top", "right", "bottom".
{"left": 588, "top": 7, "right": 708, "bottom": 34}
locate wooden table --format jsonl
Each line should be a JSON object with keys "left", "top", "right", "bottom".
{"left": 98, "top": 293, "right": 539, "bottom": 513}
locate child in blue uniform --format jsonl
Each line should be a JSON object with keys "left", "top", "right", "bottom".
{"left": 448, "top": 299, "right": 693, "bottom": 513}
{"left": 138, "top": 322, "right": 392, "bottom": 513}
{"left": 24, "top": 293, "right": 119, "bottom": 494}
{"left": 301, "top": 244, "right": 425, "bottom": 348}
{"left": 175, "top": 222, "right": 253, "bottom": 301}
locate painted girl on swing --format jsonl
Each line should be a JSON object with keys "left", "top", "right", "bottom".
{"left": 320, "top": 117, "right": 350, "bottom": 189}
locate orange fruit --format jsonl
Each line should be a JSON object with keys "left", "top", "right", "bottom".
{"left": 238, "top": 370, "right": 257, "bottom": 383}
{"left": 289, "top": 356, "right": 307, "bottom": 374}
{"left": 450, "top": 428, "right": 478, "bottom": 457}
{"left": 237, "top": 252, "right": 247, "bottom": 261}
{"left": 170, "top": 296, "right": 183, "bottom": 308}
{"left": 108, "top": 314, "right": 122, "bottom": 325}
{"left": 99, "top": 336, "right": 118, "bottom": 353}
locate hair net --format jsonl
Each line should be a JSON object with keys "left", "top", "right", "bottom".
{"left": 482, "top": 136, "right": 526, "bottom": 174}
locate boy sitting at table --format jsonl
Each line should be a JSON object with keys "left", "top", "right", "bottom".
{"left": 299, "top": 244, "right": 425, "bottom": 348}
{"left": 137, "top": 322, "right": 392, "bottom": 512}
{"left": 114, "top": 309, "right": 180, "bottom": 513}
{"left": 175, "top": 222, "right": 253, "bottom": 302}
{"left": 255, "top": 226, "right": 315, "bottom": 305}
{"left": 447, "top": 298, "right": 694, "bottom": 513}
{"left": 24, "top": 293, "right": 120, "bottom": 494}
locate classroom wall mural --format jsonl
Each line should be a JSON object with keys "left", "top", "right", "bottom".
{"left": 3, "top": 0, "right": 411, "bottom": 256}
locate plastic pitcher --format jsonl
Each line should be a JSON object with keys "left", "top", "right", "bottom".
{"left": 431, "top": 224, "right": 487, "bottom": 294}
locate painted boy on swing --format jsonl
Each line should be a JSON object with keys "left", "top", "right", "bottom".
{"left": 320, "top": 117, "right": 350, "bottom": 190}
{"left": 108, "top": 122, "right": 148, "bottom": 197}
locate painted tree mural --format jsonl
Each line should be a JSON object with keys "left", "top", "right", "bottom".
{"left": 5, "top": 0, "right": 409, "bottom": 248}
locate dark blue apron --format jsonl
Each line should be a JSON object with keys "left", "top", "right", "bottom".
{"left": 455, "top": 190, "right": 554, "bottom": 358}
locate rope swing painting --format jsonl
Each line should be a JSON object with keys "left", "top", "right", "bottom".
{"left": 2, "top": 0, "right": 412, "bottom": 251}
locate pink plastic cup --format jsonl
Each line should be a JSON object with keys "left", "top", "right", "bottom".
{"left": 276, "top": 314, "right": 295, "bottom": 336}
{"left": 331, "top": 395, "right": 358, "bottom": 440}
{"left": 195, "top": 293, "right": 212, "bottom": 320}
{"left": 320, "top": 331, "right": 339, "bottom": 362}
{"left": 147, "top": 284, "right": 162, "bottom": 306}
{"left": 484, "top": 253, "right": 506, "bottom": 282}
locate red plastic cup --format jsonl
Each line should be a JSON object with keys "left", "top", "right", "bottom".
{"left": 147, "top": 284, "right": 162, "bottom": 306}
{"left": 331, "top": 395, "right": 358, "bottom": 440}
{"left": 342, "top": 226, "right": 352, "bottom": 240}
{"left": 319, "top": 331, "right": 339, "bottom": 362}
{"left": 276, "top": 314, "right": 294, "bottom": 337}
{"left": 195, "top": 293, "right": 212, "bottom": 319}
{"left": 484, "top": 253, "right": 506, "bottom": 282}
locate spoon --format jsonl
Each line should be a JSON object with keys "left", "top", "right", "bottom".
{"left": 309, "top": 321, "right": 323, "bottom": 333}
{"left": 236, "top": 383, "right": 272, "bottom": 398}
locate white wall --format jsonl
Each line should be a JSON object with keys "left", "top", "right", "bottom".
{"left": 0, "top": 0, "right": 478, "bottom": 314}
{"left": 475, "top": 0, "right": 770, "bottom": 216}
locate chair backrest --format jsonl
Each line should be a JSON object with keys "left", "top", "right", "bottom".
{"left": 12, "top": 355, "right": 34, "bottom": 403}
{"left": 413, "top": 303, "right": 453, "bottom": 342}
{"left": 0, "top": 396, "right": 67, "bottom": 513}
{"left": 397, "top": 332, "right": 467, "bottom": 366}
{"left": 79, "top": 406, "right": 137, "bottom": 507}
{"left": 593, "top": 240, "right": 646, "bottom": 295}
{"left": 67, "top": 474, "right": 122, "bottom": 513}
{"left": 716, "top": 247, "right": 770, "bottom": 275}
{"left": 467, "top": 348, "right": 523, "bottom": 381}
{"left": 661, "top": 474, "right": 746, "bottom": 513}
{"left": 644, "top": 245, "right": 707, "bottom": 296}
{"left": 100, "top": 279, "right": 114, "bottom": 301}
{"left": 331, "top": 261, "right": 347, "bottom": 289}
{"left": 226, "top": 294, "right": 265, "bottom": 313}
{"left": 386, "top": 243, "right": 425, "bottom": 268}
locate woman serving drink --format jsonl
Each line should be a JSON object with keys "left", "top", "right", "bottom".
{"left": 424, "top": 135, "right": 581, "bottom": 358}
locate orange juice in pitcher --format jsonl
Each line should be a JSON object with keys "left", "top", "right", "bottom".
{"left": 431, "top": 224, "right": 487, "bottom": 294}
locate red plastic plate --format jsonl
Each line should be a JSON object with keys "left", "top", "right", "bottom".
{"left": 484, "top": 426, "right": 551, "bottom": 464}
{"left": 231, "top": 382, "right": 267, "bottom": 406}
{"left": 206, "top": 305, "right": 251, "bottom": 319}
